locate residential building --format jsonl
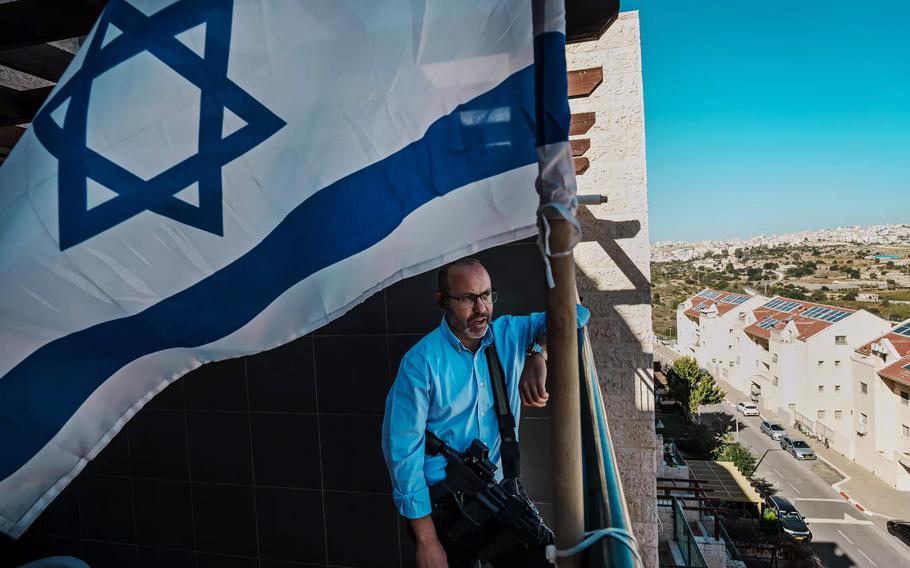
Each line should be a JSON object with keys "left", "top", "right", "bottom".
{"left": 738, "top": 297, "right": 890, "bottom": 448}
{"left": 676, "top": 289, "right": 767, "bottom": 384}
{"left": 676, "top": 292, "right": 892, "bottom": 456}
{"left": 850, "top": 322, "right": 910, "bottom": 490}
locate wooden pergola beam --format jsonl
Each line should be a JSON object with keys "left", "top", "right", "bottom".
{"left": 574, "top": 157, "right": 589, "bottom": 175}
{"left": 570, "top": 138, "right": 590, "bottom": 157}
{"left": 569, "top": 112, "right": 596, "bottom": 136}
{"left": 567, "top": 67, "right": 603, "bottom": 98}
{"left": 0, "top": 43, "right": 74, "bottom": 83}
{"left": 0, "top": 0, "right": 103, "bottom": 51}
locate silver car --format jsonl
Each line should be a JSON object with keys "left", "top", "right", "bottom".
{"left": 760, "top": 420, "right": 787, "bottom": 440}
{"left": 780, "top": 436, "right": 816, "bottom": 460}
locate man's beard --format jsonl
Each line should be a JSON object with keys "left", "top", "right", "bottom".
{"left": 449, "top": 313, "right": 489, "bottom": 339}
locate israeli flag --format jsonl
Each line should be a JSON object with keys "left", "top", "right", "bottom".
{"left": 0, "top": 0, "right": 574, "bottom": 537}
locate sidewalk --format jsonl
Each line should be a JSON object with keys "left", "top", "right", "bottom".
{"left": 811, "top": 442, "right": 910, "bottom": 520}
{"left": 715, "top": 377, "right": 910, "bottom": 519}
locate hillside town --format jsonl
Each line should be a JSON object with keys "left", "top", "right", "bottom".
{"left": 653, "top": 224, "right": 910, "bottom": 263}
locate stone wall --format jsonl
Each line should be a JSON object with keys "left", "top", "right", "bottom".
{"left": 566, "top": 11, "right": 658, "bottom": 567}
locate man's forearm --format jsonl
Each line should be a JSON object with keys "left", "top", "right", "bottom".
{"left": 409, "top": 514, "right": 440, "bottom": 545}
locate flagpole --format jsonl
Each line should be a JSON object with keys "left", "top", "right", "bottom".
{"left": 546, "top": 217, "right": 584, "bottom": 567}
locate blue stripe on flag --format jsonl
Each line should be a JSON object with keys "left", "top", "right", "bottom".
{"left": 535, "top": 31, "right": 570, "bottom": 146}
{"left": 0, "top": 32, "right": 567, "bottom": 481}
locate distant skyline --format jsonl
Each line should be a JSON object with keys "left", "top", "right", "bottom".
{"left": 622, "top": 1, "right": 910, "bottom": 242}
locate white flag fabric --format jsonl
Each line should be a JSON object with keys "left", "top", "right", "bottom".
{"left": 0, "top": 0, "right": 573, "bottom": 537}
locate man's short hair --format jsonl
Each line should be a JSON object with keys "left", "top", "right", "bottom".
{"left": 437, "top": 257, "right": 484, "bottom": 295}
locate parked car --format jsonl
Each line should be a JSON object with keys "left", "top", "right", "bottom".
{"left": 780, "top": 436, "right": 817, "bottom": 460}
{"left": 765, "top": 495, "right": 812, "bottom": 542}
{"left": 760, "top": 421, "right": 787, "bottom": 440}
{"left": 736, "top": 402, "right": 759, "bottom": 416}
{"left": 887, "top": 520, "right": 910, "bottom": 547}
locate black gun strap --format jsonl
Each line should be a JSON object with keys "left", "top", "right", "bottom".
{"left": 485, "top": 344, "right": 520, "bottom": 479}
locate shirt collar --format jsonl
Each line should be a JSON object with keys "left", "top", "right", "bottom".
{"left": 438, "top": 315, "right": 493, "bottom": 353}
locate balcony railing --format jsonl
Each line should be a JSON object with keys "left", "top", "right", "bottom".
{"left": 672, "top": 497, "right": 708, "bottom": 568}
{"left": 577, "top": 327, "right": 640, "bottom": 566}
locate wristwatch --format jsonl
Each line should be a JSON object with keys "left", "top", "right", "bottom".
{"left": 527, "top": 342, "right": 547, "bottom": 361}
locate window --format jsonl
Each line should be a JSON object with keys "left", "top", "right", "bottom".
{"left": 773, "top": 353, "right": 778, "bottom": 363}
{"left": 835, "top": 410, "right": 843, "bottom": 419}
{"left": 818, "top": 385, "right": 824, "bottom": 393}
{"left": 835, "top": 335, "right": 847, "bottom": 345}
{"left": 818, "top": 360, "right": 824, "bottom": 367}
{"left": 729, "top": 361, "right": 734, "bottom": 368}
{"left": 818, "top": 410, "right": 826, "bottom": 419}
{"left": 902, "top": 391, "right": 909, "bottom": 406}
{"left": 729, "top": 328, "right": 733, "bottom": 334}
{"left": 860, "top": 382, "right": 868, "bottom": 394}
{"left": 835, "top": 385, "right": 840, "bottom": 393}
{"left": 834, "top": 360, "right": 841, "bottom": 367}
{"left": 860, "top": 413, "right": 868, "bottom": 426}
{"left": 903, "top": 424, "right": 909, "bottom": 438}
{"left": 728, "top": 345, "right": 733, "bottom": 350}
{"left": 773, "top": 376, "right": 779, "bottom": 386}
{"left": 788, "top": 403, "right": 796, "bottom": 410}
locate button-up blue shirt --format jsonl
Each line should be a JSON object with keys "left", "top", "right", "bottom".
{"left": 381, "top": 306, "right": 590, "bottom": 519}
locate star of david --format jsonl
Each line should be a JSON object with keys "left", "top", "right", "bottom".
{"left": 32, "top": 0, "right": 285, "bottom": 250}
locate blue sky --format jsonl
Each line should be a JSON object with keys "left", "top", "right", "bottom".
{"left": 621, "top": 1, "right": 910, "bottom": 242}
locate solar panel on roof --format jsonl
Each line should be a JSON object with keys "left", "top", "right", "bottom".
{"left": 802, "top": 307, "right": 850, "bottom": 323}
{"left": 777, "top": 301, "right": 800, "bottom": 312}
{"left": 757, "top": 317, "right": 779, "bottom": 330}
{"left": 803, "top": 307, "right": 824, "bottom": 318}
{"left": 764, "top": 299, "right": 783, "bottom": 309}
{"left": 722, "top": 294, "right": 748, "bottom": 305}
{"left": 903, "top": 362, "right": 910, "bottom": 372}
{"left": 893, "top": 324, "right": 910, "bottom": 337}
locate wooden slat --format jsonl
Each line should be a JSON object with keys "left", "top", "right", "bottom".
{"left": 0, "top": 126, "right": 26, "bottom": 149}
{"left": 570, "top": 138, "right": 590, "bottom": 157}
{"left": 0, "top": 0, "right": 103, "bottom": 51}
{"left": 574, "top": 157, "right": 590, "bottom": 175}
{"left": 567, "top": 67, "right": 603, "bottom": 99}
{"left": 0, "top": 85, "right": 53, "bottom": 127}
{"left": 569, "top": 112, "right": 596, "bottom": 136}
{"left": 0, "top": 43, "right": 74, "bottom": 83}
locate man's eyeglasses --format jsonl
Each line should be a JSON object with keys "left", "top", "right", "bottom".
{"left": 442, "top": 289, "right": 498, "bottom": 309}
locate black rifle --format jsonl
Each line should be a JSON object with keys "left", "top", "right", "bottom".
{"left": 425, "top": 430, "right": 553, "bottom": 559}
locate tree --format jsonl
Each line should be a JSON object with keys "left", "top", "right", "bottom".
{"left": 668, "top": 357, "right": 725, "bottom": 416}
{"left": 725, "top": 262, "right": 736, "bottom": 274}
{"left": 843, "top": 290, "right": 857, "bottom": 301}
{"left": 714, "top": 442, "right": 757, "bottom": 477}
{"left": 688, "top": 372, "right": 726, "bottom": 415}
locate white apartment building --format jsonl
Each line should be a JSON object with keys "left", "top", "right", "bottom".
{"left": 676, "top": 289, "right": 767, "bottom": 384}
{"left": 677, "top": 292, "right": 892, "bottom": 455}
{"left": 737, "top": 298, "right": 890, "bottom": 448}
{"left": 850, "top": 322, "right": 910, "bottom": 490}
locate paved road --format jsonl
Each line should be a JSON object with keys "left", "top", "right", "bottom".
{"left": 703, "top": 401, "right": 910, "bottom": 568}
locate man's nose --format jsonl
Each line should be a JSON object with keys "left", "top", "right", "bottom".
{"left": 473, "top": 297, "right": 488, "bottom": 313}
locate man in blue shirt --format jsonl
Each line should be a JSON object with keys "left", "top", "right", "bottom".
{"left": 382, "top": 257, "right": 589, "bottom": 567}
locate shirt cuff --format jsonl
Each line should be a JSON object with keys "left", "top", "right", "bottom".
{"left": 576, "top": 304, "right": 590, "bottom": 328}
{"left": 394, "top": 486, "right": 433, "bottom": 519}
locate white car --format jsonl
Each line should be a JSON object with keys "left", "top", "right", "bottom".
{"left": 736, "top": 402, "right": 760, "bottom": 416}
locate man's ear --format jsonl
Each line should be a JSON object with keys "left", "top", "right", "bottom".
{"left": 436, "top": 291, "right": 445, "bottom": 308}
